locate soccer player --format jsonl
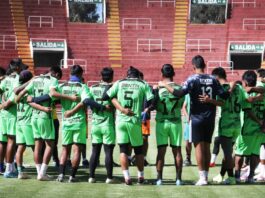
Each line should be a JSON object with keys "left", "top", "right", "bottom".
{"left": 0, "top": 67, "right": 7, "bottom": 174}
{"left": 103, "top": 66, "right": 154, "bottom": 185}
{"left": 182, "top": 94, "right": 192, "bottom": 166}
{"left": 16, "top": 66, "right": 62, "bottom": 180}
{"left": 153, "top": 64, "right": 184, "bottom": 186}
{"left": 15, "top": 70, "right": 35, "bottom": 179}
{"left": 234, "top": 70, "right": 265, "bottom": 183}
{"left": 0, "top": 59, "right": 22, "bottom": 178}
{"left": 211, "top": 67, "right": 246, "bottom": 184}
{"left": 159, "top": 55, "right": 230, "bottom": 185}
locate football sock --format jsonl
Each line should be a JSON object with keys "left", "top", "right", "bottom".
{"left": 12, "top": 162, "right": 16, "bottom": 172}
{"left": 104, "top": 144, "right": 114, "bottom": 179}
{"left": 210, "top": 154, "right": 217, "bottom": 164}
{"left": 220, "top": 165, "right": 226, "bottom": 176}
{"left": 123, "top": 170, "right": 130, "bottom": 180}
{"left": 199, "top": 170, "right": 206, "bottom": 180}
{"left": 89, "top": 144, "right": 102, "bottom": 178}
{"left": 6, "top": 163, "right": 12, "bottom": 173}
{"left": 157, "top": 171, "right": 162, "bottom": 180}
{"left": 40, "top": 163, "right": 48, "bottom": 176}
{"left": 138, "top": 171, "right": 144, "bottom": 178}
{"left": 71, "top": 167, "right": 78, "bottom": 178}
{"left": 59, "top": 164, "right": 66, "bottom": 175}
{"left": 17, "top": 166, "right": 23, "bottom": 173}
{"left": 235, "top": 170, "right": 240, "bottom": 179}
{"left": 227, "top": 169, "right": 234, "bottom": 177}
{"left": 36, "top": 164, "right": 41, "bottom": 175}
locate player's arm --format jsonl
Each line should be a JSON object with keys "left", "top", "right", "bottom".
{"left": 246, "top": 94, "right": 264, "bottom": 103}
{"left": 158, "top": 81, "right": 186, "bottom": 98}
{"left": 245, "top": 86, "right": 265, "bottom": 94}
{"left": 198, "top": 95, "right": 224, "bottom": 106}
{"left": 50, "top": 87, "right": 80, "bottom": 102}
{"left": 15, "top": 88, "right": 28, "bottom": 103}
{"left": 27, "top": 94, "right": 51, "bottom": 104}
{"left": 28, "top": 102, "right": 51, "bottom": 113}
{"left": 14, "top": 80, "right": 32, "bottom": 95}
{"left": 245, "top": 109, "right": 263, "bottom": 127}
{"left": 111, "top": 98, "right": 134, "bottom": 116}
{"left": 182, "top": 100, "right": 189, "bottom": 118}
{"left": 0, "top": 99, "right": 14, "bottom": 110}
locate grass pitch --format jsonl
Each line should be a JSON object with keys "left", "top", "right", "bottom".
{"left": 0, "top": 120, "right": 265, "bottom": 198}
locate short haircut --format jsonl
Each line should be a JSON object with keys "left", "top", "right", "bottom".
{"left": 71, "top": 65, "right": 83, "bottom": 76}
{"left": 256, "top": 68, "right": 265, "bottom": 78}
{"left": 139, "top": 71, "right": 144, "bottom": 80}
{"left": 9, "top": 58, "right": 22, "bottom": 72}
{"left": 242, "top": 70, "right": 257, "bottom": 87}
{"left": 19, "top": 70, "right": 33, "bottom": 84}
{"left": 0, "top": 67, "right": 6, "bottom": 77}
{"left": 211, "top": 67, "right": 227, "bottom": 80}
{"left": 50, "top": 66, "right": 62, "bottom": 79}
{"left": 235, "top": 80, "right": 242, "bottom": 86}
{"left": 161, "top": 64, "right": 175, "bottom": 78}
{"left": 127, "top": 66, "right": 140, "bottom": 78}
{"left": 101, "top": 67, "right": 113, "bottom": 82}
{"left": 192, "top": 55, "right": 206, "bottom": 69}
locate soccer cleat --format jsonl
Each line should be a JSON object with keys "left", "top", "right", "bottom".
{"left": 82, "top": 159, "right": 89, "bottom": 168}
{"left": 195, "top": 179, "right": 208, "bottom": 186}
{"left": 0, "top": 164, "right": 5, "bottom": 174}
{"left": 125, "top": 178, "right": 132, "bottom": 186}
{"left": 105, "top": 178, "right": 117, "bottom": 184}
{"left": 212, "top": 174, "right": 223, "bottom": 184}
{"left": 176, "top": 179, "right": 183, "bottom": 186}
{"left": 254, "top": 173, "right": 265, "bottom": 181}
{"left": 137, "top": 177, "right": 145, "bottom": 184}
{"left": 56, "top": 174, "right": 64, "bottom": 182}
{"left": 223, "top": 177, "right": 236, "bottom": 185}
{"left": 240, "top": 171, "right": 249, "bottom": 181}
{"left": 4, "top": 171, "right": 18, "bottom": 178}
{"left": 88, "top": 177, "right": 96, "bottom": 183}
{"left": 209, "top": 162, "right": 215, "bottom": 167}
{"left": 183, "top": 159, "right": 192, "bottom": 167}
{"left": 68, "top": 176, "right": 77, "bottom": 183}
{"left": 245, "top": 177, "right": 255, "bottom": 184}
{"left": 38, "top": 174, "right": 52, "bottom": 181}
{"left": 18, "top": 172, "right": 30, "bottom": 179}
{"left": 156, "top": 179, "right": 163, "bottom": 186}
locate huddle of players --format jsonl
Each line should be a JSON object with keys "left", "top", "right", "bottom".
{"left": 0, "top": 55, "right": 265, "bottom": 186}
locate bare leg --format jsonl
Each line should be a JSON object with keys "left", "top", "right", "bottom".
{"left": 156, "top": 146, "right": 167, "bottom": 180}
{"left": 172, "top": 147, "right": 183, "bottom": 180}
{"left": 71, "top": 144, "right": 82, "bottom": 178}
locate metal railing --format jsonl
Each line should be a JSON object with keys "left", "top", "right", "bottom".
{"left": 137, "top": 39, "right": 163, "bottom": 52}
{"left": 28, "top": 16, "right": 53, "bottom": 28}
{"left": 207, "top": 61, "right": 234, "bottom": 75}
{"left": 60, "top": 59, "right": 87, "bottom": 73}
{"left": 243, "top": 18, "right": 265, "bottom": 30}
{"left": 122, "top": 18, "right": 152, "bottom": 30}
{"left": 147, "top": 0, "right": 175, "bottom": 7}
{"left": 231, "top": 0, "right": 256, "bottom": 8}
{"left": 38, "top": 0, "right": 62, "bottom": 5}
{"left": 186, "top": 39, "right": 212, "bottom": 52}
{"left": 0, "top": 35, "right": 17, "bottom": 50}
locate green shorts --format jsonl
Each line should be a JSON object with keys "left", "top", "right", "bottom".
{"left": 219, "top": 128, "right": 241, "bottom": 142}
{"left": 32, "top": 118, "right": 55, "bottom": 140}
{"left": 16, "top": 125, "right": 35, "bottom": 146}
{"left": 62, "top": 125, "right": 87, "bottom": 145}
{"left": 116, "top": 122, "right": 143, "bottom": 147}
{"left": 1, "top": 117, "right": 16, "bottom": 136}
{"left": 235, "top": 134, "right": 258, "bottom": 156}
{"left": 156, "top": 121, "right": 182, "bottom": 147}
{"left": 91, "top": 125, "right": 115, "bottom": 145}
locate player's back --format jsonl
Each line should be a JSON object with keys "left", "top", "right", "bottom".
{"left": 90, "top": 82, "right": 114, "bottom": 126}
{"left": 17, "top": 94, "right": 32, "bottom": 125}
{"left": 186, "top": 74, "right": 223, "bottom": 119}
{"left": 156, "top": 82, "right": 184, "bottom": 122}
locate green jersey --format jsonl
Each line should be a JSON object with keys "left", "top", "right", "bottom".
{"left": 241, "top": 92, "right": 265, "bottom": 136}
{"left": 25, "top": 74, "right": 58, "bottom": 119}
{"left": 90, "top": 82, "right": 115, "bottom": 126}
{"left": 218, "top": 84, "right": 246, "bottom": 132}
{"left": 107, "top": 78, "right": 153, "bottom": 123}
{"left": 58, "top": 81, "right": 90, "bottom": 131}
{"left": 155, "top": 82, "right": 184, "bottom": 122}
{"left": 0, "top": 73, "right": 19, "bottom": 118}
{"left": 17, "top": 94, "right": 33, "bottom": 126}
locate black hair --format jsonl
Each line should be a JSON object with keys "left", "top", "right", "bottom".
{"left": 161, "top": 64, "right": 175, "bottom": 78}
{"left": 256, "top": 68, "right": 265, "bottom": 78}
{"left": 211, "top": 67, "right": 227, "bottom": 80}
{"left": 71, "top": 65, "right": 83, "bottom": 76}
{"left": 242, "top": 70, "right": 257, "bottom": 87}
{"left": 192, "top": 55, "right": 206, "bottom": 69}
{"left": 19, "top": 70, "right": 33, "bottom": 84}
{"left": 0, "top": 67, "right": 6, "bottom": 77}
{"left": 50, "top": 66, "right": 62, "bottom": 79}
{"left": 235, "top": 80, "right": 242, "bottom": 86}
{"left": 139, "top": 71, "right": 144, "bottom": 80}
{"left": 127, "top": 66, "right": 139, "bottom": 78}
{"left": 101, "top": 67, "right": 113, "bottom": 82}
{"left": 9, "top": 58, "right": 22, "bottom": 72}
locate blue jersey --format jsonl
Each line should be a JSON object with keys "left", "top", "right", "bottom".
{"left": 182, "top": 74, "right": 228, "bottom": 119}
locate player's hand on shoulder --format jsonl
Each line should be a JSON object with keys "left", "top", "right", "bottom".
{"left": 71, "top": 95, "right": 81, "bottom": 102}
{"left": 64, "top": 110, "right": 73, "bottom": 118}
{"left": 153, "top": 84, "right": 159, "bottom": 90}
{"left": 27, "top": 95, "right": 33, "bottom": 103}
{"left": 43, "top": 107, "right": 52, "bottom": 113}
{"left": 121, "top": 108, "right": 134, "bottom": 116}
{"left": 158, "top": 81, "right": 166, "bottom": 88}
{"left": 105, "top": 105, "right": 113, "bottom": 112}
{"left": 198, "top": 94, "right": 210, "bottom": 103}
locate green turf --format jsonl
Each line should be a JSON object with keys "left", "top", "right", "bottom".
{"left": 1, "top": 120, "right": 265, "bottom": 198}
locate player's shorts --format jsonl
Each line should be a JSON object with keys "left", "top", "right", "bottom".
{"left": 91, "top": 125, "right": 115, "bottom": 145}
{"left": 116, "top": 122, "right": 143, "bottom": 147}
{"left": 1, "top": 117, "right": 16, "bottom": 136}
{"left": 219, "top": 127, "right": 241, "bottom": 142}
{"left": 183, "top": 122, "right": 190, "bottom": 141}
{"left": 142, "top": 120, "right": 151, "bottom": 136}
{"left": 32, "top": 118, "right": 55, "bottom": 140}
{"left": 156, "top": 121, "right": 182, "bottom": 147}
{"left": 0, "top": 118, "right": 7, "bottom": 143}
{"left": 235, "top": 134, "right": 257, "bottom": 156}
{"left": 190, "top": 116, "right": 215, "bottom": 143}
{"left": 16, "top": 125, "right": 34, "bottom": 146}
{"left": 62, "top": 124, "right": 87, "bottom": 145}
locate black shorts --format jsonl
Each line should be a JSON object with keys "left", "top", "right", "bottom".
{"left": 190, "top": 117, "right": 215, "bottom": 143}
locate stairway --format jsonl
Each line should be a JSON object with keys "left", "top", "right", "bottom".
{"left": 171, "top": 0, "right": 188, "bottom": 68}
{"left": 107, "top": 0, "right": 122, "bottom": 68}
{"left": 10, "top": 0, "right": 34, "bottom": 73}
